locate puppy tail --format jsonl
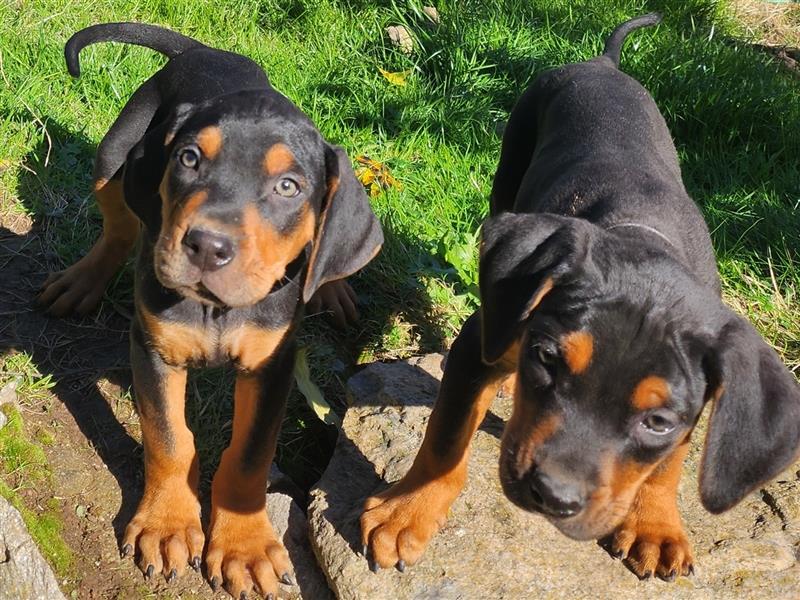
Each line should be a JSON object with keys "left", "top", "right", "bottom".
{"left": 602, "top": 13, "right": 662, "bottom": 68}
{"left": 65, "top": 23, "right": 203, "bottom": 78}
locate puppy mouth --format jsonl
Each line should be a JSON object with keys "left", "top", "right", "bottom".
{"left": 177, "top": 282, "right": 225, "bottom": 306}
{"left": 499, "top": 442, "right": 622, "bottom": 541}
{"left": 154, "top": 260, "right": 228, "bottom": 307}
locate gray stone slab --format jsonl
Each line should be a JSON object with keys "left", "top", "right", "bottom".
{"left": 0, "top": 496, "right": 66, "bottom": 600}
{"left": 309, "top": 353, "right": 800, "bottom": 600}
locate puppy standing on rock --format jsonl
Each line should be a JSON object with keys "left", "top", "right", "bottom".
{"left": 40, "top": 23, "right": 383, "bottom": 598}
{"left": 361, "top": 13, "right": 800, "bottom": 580}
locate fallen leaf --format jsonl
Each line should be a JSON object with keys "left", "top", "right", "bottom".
{"left": 378, "top": 67, "right": 412, "bottom": 86}
{"left": 355, "top": 155, "right": 404, "bottom": 197}
{"left": 294, "top": 348, "right": 341, "bottom": 427}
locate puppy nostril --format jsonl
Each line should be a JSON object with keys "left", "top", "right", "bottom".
{"left": 528, "top": 484, "right": 544, "bottom": 507}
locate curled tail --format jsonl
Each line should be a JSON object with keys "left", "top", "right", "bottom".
{"left": 602, "top": 13, "right": 662, "bottom": 68}
{"left": 65, "top": 22, "right": 203, "bottom": 77}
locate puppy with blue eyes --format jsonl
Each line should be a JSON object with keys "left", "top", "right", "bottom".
{"left": 39, "top": 23, "right": 382, "bottom": 598}
{"left": 361, "top": 13, "right": 800, "bottom": 581}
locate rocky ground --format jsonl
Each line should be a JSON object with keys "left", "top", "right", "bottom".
{"left": 309, "top": 354, "right": 800, "bottom": 600}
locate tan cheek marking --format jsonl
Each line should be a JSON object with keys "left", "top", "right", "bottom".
{"left": 263, "top": 143, "right": 295, "bottom": 175}
{"left": 221, "top": 324, "right": 291, "bottom": 371}
{"left": 631, "top": 375, "right": 671, "bottom": 411}
{"left": 240, "top": 204, "right": 315, "bottom": 280}
{"left": 511, "top": 412, "right": 562, "bottom": 476}
{"left": 560, "top": 330, "right": 594, "bottom": 375}
{"left": 139, "top": 305, "right": 213, "bottom": 365}
{"left": 195, "top": 125, "right": 223, "bottom": 159}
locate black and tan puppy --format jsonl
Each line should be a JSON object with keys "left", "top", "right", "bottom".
{"left": 361, "top": 14, "right": 800, "bottom": 581}
{"left": 40, "top": 23, "right": 382, "bottom": 598}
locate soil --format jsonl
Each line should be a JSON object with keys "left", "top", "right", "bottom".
{"left": 0, "top": 212, "right": 225, "bottom": 598}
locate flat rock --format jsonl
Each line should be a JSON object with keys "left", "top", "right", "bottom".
{"left": 268, "top": 466, "right": 333, "bottom": 600}
{"left": 386, "top": 25, "right": 414, "bottom": 54}
{"left": 0, "top": 496, "right": 66, "bottom": 600}
{"left": 309, "top": 354, "right": 800, "bottom": 599}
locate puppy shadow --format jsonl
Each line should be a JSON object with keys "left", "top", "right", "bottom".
{"left": 0, "top": 116, "right": 146, "bottom": 542}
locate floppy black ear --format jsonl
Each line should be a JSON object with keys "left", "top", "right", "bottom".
{"left": 302, "top": 145, "right": 383, "bottom": 303}
{"left": 479, "top": 213, "right": 596, "bottom": 364}
{"left": 700, "top": 314, "right": 800, "bottom": 513}
{"left": 123, "top": 103, "right": 196, "bottom": 232}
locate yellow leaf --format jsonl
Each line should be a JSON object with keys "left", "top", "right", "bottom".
{"left": 354, "top": 154, "right": 403, "bottom": 195}
{"left": 293, "top": 348, "right": 341, "bottom": 427}
{"left": 378, "top": 67, "right": 411, "bottom": 86}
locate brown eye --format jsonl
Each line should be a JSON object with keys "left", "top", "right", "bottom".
{"left": 178, "top": 147, "right": 200, "bottom": 169}
{"left": 536, "top": 345, "right": 558, "bottom": 366}
{"left": 274, "top": 177, "right": 299, "bottom": 198}
{"left": 641, "top": 411, "right": 676, "bottom": 435}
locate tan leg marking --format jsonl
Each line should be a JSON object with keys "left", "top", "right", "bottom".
{"left": 609, "top": 442, "right": 693, "bottom": 580}
{"left": 39, "top": 178, "right": 139, "bottom": 315}
{"left": 123, "top": 367, "right": 204, "bottom": 581}
{"left": 206, "top": 374, "right": 290, "bottom": 598}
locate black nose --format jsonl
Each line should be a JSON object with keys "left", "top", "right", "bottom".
{"left": 182, "top": 228, "right": 235, "bottom": 272}
{"left": 527, "top": 469, "right": 585, "bottom": 518}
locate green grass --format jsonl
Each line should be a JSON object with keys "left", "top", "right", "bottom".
{"left": 0, "top": 0, "right": 798, "bottom": 520}
{"left": 0, "top": 356, "right": 72, "bottom": 577}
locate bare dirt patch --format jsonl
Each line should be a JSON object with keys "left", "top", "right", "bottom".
{"left": 0, "top": 210, "right": 225, "bottom": 598}
{"left": 731, "top": 0, "right": 800, "bottom": 72}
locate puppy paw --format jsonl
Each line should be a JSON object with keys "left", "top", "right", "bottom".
{"left": 122, "top": 480, "right": 204, "bottom": 582}
{"left": 307, "top": 279, "right": 359, "bottom": 327}
{"left": 361, "top": 476, "right": 460, "bottom": 571}
{"left": 38, "top": 241, "right": 126, "bottom": 316}
{"left": 206, "top": 507, "right": 292, "bottom": 599}
{"left": 606, "top": 510, "right": 694, "bottom": 581}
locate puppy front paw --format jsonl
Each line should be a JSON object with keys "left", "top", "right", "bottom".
{"left": 360, "top": 475, "right": 461, "bottom": 572}
{"left": 206, "top": 506, "right": 292, "bottom": 599}
{"left": 606, "top": 510, "right": 694, "bottom": 580}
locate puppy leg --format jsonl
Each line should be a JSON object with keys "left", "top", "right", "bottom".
{"left": 361, "top": 312, "right": 514, "bottom": 570}
{"left": 39, "top": 78, "right": 159, "bottom": 315}
{"left": 608, "top": 441, "right": 694, "bottom": 580}
{"left": 122, "top": 322, "right": 204, "bottom": 582}
{"left": 205, "top": 343, "right": 295, "bottom": 599}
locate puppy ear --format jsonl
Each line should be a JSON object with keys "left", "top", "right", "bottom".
{"left": 699, "top": 314, "right": 800, "bottom": 513}
{"left": 123, "top": 104, "right": 196, "bottom": 231}
{"left": 302, "top": 145, "right": 383, "bottom": 303}
{"left": 479, "top": 213, "right": 596, "bottom": 364}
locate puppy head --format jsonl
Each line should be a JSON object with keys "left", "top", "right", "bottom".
{"left": 481, "top": 213, "right": 800, "bottom": 540}
{"left": 124, "top": 90, "right": 382, "bottom": 308}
